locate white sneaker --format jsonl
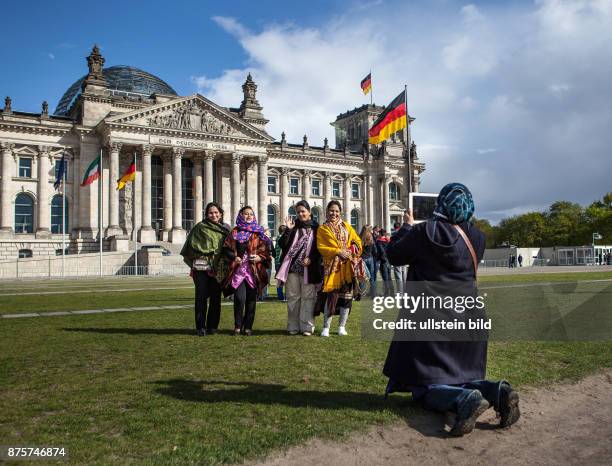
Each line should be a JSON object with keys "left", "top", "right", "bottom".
{"left": 320, "top": 327, "right": 330, "bottom": 337}
{"left": 338, "top": 326, "right": 348, "bottom": 336}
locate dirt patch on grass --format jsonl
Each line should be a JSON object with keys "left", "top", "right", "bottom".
{"left": 252, "top": 370, "right": 612, "bottom": 466}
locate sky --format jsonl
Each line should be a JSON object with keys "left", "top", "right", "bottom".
{"left": 1, "top": 0, "right": 611, "bottom": 223}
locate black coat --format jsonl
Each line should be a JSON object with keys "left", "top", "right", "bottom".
{"left": 277, "top": 224, "right": 323, "bottom": 284}
{"left": 382, "top": 219, "right": 488, "bottom": 386}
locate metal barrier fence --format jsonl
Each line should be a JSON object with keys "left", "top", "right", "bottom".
{"left": 0, "top": 263, "right": 190, "bottom": 279}
{"left": 480, "top": 259, "right": 512, "bottom": 268}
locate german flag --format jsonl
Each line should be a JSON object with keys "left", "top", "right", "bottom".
{"left": 360, "top": 73, "right": 372, "bottom": 95}
{"left": 368, "top": 90, "right": 406, "bottom": 144}
{"left": 117, "top": 161, "right": 136, "bottom": 190}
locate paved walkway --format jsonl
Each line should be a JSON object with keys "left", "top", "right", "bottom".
{"left": 1, "top": 302, "right": 233, "bottom": 319}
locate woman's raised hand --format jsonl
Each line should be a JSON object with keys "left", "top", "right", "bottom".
{"left": 284, "top": 216, "right": 295, "bottom": 229}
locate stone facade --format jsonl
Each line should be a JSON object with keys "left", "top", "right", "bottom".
{"left": 0, "top": 45, "right": 425, "bottom": 259}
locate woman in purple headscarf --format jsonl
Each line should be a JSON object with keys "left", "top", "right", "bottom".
{"left": 222, "top": 206, "right": 272, "bottom": 336}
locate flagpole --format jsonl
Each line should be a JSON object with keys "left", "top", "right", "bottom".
{"left": 99, "top": 148, "right": 103, "bottom": 277}
{"left": 62, "top": 152, "right": 66, "bottom": 278}
{"left": 404, "top": 84, "right": 412, "bottom": 194}
{"left": 133, "top": 151, "right": 138, "bottom": 275}
{"left": 370, "top": 69, "right": 373, "bottom": 106}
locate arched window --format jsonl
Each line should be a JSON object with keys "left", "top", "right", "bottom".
{"left": 288, "top": 206, "right": 297, "bottom": 220}
{"left": 350, "top": 209, "right": 360, "bottom": 230}
{"left": 15, "top": 193, "right": 34, "bottom": 233}
{"left": 51, "top": 195, "right": 69, "bottom": 234}
{"left": 389, "top": 182, "right": 400, "bottom": 201}
{"left": 311, "top": 207, "right": 321, "bottom": 224}
{"left": 267, "top": 204, "right": 277, "bottom": 234}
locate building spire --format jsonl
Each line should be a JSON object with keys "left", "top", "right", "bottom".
{"left": 239, "top": 73, "right": 268, "bottom": 131}
{"left": 82, "top": 44, "right": 107, "bottom": 93}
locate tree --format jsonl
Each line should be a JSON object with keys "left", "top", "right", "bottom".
{"left": 472, "top": 217, "right": 497, "bottom": 248}
{"left": 497, "top": 212, "right": 546, "bottom": 246}
{"left": 543, "top": 201, "right": 584, "bottom": 246}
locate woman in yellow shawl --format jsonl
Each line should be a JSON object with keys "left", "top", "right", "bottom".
{"left": 316, "top": 200, "right": 362, "bottom": 337}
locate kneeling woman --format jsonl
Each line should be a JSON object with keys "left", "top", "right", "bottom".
{"left": 180, "top": 202, "right": 230, "bottom": 336}
{"left": 276, "top": 200, "right": 322, "bottom": 336}
{"left": 223, "top": 206, "right": 272, "bottom": 336}
{"left": 316, "top": 200, "right": 362, "bottom": 337}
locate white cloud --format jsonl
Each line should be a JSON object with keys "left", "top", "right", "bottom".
{"left": 193, "top": 0, "right": 612, "bottom": 223}
{"left": 48, "top": 53, "right": 55, "bottom": 60}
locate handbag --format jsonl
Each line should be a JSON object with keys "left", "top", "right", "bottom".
{"left": 193, "top": 257, "right": 211, "bottom": 271}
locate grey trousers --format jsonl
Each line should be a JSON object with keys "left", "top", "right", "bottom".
{"left": 285, "top": 272, "right": 317, "bottom": 333}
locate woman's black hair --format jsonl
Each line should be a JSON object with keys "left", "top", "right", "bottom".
{"left": 205, "top": 202, "right": 224, "bottom": 219}
{"left": 326, "top": 200, "right": 342, "bottom": 212}
{"left": 239, "top": 205, "right": 255, "bottom": 215}
{"left": 295, "top": 200, "right": 311, "bottom": 211}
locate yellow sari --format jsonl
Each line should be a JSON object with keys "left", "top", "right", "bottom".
{"left": 317, "top": 220, "right": 362, "bottom": 293}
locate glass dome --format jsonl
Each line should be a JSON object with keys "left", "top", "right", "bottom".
{"left": 54, "top": 65, "right": 178, "bottom": 116}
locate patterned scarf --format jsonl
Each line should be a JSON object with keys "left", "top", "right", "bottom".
{"left": 232, "top": 212, "right": 271, "bottom": 245}
{"left": 433, "top": 182, "right": 475, "bottom": 224}
{"left": 286, "top": 228, "right": 312, "bottom": 266}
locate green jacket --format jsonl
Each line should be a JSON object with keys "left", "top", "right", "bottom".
{"left": 180, "top": 220, "right": 229, "bottom": 283}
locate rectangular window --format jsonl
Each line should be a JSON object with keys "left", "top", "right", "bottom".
{"left": 267, "top": 176, "right": 277, "bottom": 193}
{"left": 311, "top": 179, "right": 321, "bottom": 196}
{"left": 54, "top": 159, "right": 68, "bottom": 181}
{"left": 351, "top": 182, "right": 360, "bottom": 199}
{"left": 290, "top": 177, "right": 299, "bottom": 195}
{"left": 18, "top": 158, "right": 32, "bottom": 178}
{"left": 332, "top": 181, "right": 341, "bottom": 198}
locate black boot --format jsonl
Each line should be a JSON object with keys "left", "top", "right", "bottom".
{"left": 498, "top": 383, "right": 520, "bottom": 428}
{"left": 450, "top": 390, "right": 490, "bottom": 436}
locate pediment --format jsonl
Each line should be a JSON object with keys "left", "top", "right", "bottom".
{"left": 104, "top": 94, "right": 273, "bottom": 141}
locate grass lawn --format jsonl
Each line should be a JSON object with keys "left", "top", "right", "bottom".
{"left": 1, "top": 271, "right": 611, "bottom": 464}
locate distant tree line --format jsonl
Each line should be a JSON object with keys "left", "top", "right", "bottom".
{"left": 472, "top": 193, "right": 612, "bottom": 248}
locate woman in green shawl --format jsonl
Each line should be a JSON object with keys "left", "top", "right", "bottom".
{"left": 180, "top": 202, "right": 230, "bottom": 336}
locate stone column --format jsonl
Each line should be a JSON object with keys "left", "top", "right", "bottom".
{"left": 162, "top": 152, "right": 173, "bottom": 241}
{"left": 280, "top": 167, "right": 289, "bottom": 221}
{"left": 203, "top": 151, "right": 214, "bottom": 205}
{"left": 138, "top": 144, "right": 156, "bottom": 243}
{"left": 169, "top": 147, "right": 185, "bottom": 243}
{"left": 383, "top": 175, "right": 391, "bottom": 231}
{"left": 231, "top": 153, "right": 242, "bottom": 221}
{"left": 106, "top": 141, "right": 122, "bottom": 236}
{"left": 365, "top": 173, "right": 374, "bottom": 227}
{"left": 303, "top": 169, "right": 312, "bottom": 205}
{"left": 35, "top": 146, "right": 51, "bottom": 238}
{"left": 193, "top": 154, "right": 203, "bottom": 224}
{"left": 323, "top": 172, "right": 331, "bottom": 212}
{"left": 257, "top": 156, "right": 268, "bottom": 223}
{"left": 71, "top": 149, "right": 80, "bottom": 237}
{"left": 343, "top": 174, "right": 352, "bottom": 222}
{"left": 0, "top": 142, "right": 14, "bottom": 236}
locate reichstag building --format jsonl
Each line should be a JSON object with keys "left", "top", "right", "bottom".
{"left": 0, "top": 45, "right": 425, "bottom": 259}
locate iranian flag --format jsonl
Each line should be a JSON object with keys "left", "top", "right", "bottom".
{"left": 80, "top": 154, "right": 101, "bottom": 186}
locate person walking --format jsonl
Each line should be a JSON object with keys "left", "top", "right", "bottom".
{"left": 376, "top": 230, "right": 394, "bottom": 297}
{"left": 316, "top": 200, "right": 363, "bottom": 337}
{"left": 518, "top": 254, "right": 523, "bottom": 267}
{"left": 383, "top": 183, "right": 520, "bottom": 436}
{"left": 180, "top": 202, "right": 230, "bottom": 336}
{"left": 360, "top": 226, "right": 377, "bottom": 298}
{"left": 276, "top": 200, "right": 322, "bottom": 336}
{"left": 222, "top": 206, "right": 272, "bottom": 336}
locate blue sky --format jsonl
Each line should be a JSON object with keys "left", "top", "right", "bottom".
{"left": 1, "top": 0, "right": 611, "bottom": 223}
